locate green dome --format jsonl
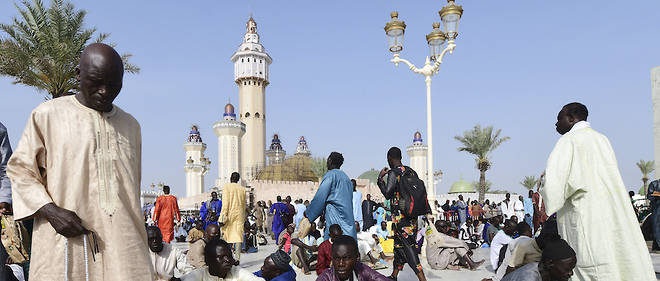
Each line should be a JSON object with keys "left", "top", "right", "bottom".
{"left": 449, "top": 180, "right": 476, "bottom": 193}
{"left": 358, "top": 169, "right": 379, "bottom": 184}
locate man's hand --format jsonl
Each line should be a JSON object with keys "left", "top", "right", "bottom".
{"left": 378, "top": 167, "right": 389, "bottom": 179}
{"left": 0, "top": 202, "right": 12, "bottom": 216}
{"left": 37, "top": 203, "right": 88, "bottom": 238}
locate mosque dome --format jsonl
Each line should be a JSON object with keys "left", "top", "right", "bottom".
{"left": 358, "top": 169, "right": 379, "bottom": 184}
{"left": 256, "top": 154, "right": 317, "bottom": 182}
{"left": 449, "top": 180, "right": 475, "bottom": 194}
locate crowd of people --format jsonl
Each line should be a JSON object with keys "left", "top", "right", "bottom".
{"left": 0, "top": 42, "right": 656, "bottom": 281}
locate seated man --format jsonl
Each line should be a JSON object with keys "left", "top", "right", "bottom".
{"left": 188, "top": 219, "right": 205, "bottom": 243}
{"left": 356, "top": 221, "right": 390, "bottom": 269}
{"left": 427, "top": 220, "right": 484, "bottom": 271}
{"left": 181, "top": 239, "right": 264, "bottom": 281}
{"left": 291, "top": 222, "right": 323, "bottom": 275}
{"left": 147, "top": 226, "right": 194, "bottom": 281}
{"left": 316, "top": 235, "right": 390, "bottom": 281}
{"left": 368, "top": 221, "right": 393, "bottom": 254}
{"left": 316, "top": 224, "right": 343, "bottom": 275}
{"left": 505, "top": 219, "right": 558, "bottom": 275}
{"left": 278, "top": 224, "right": 296, "bottom": 254}
{"left": 243, "top": 220, "right": 258, "bottom": 253}
{"left": 490, "top": 220, "right": 516, "bottom": 270}
{"left": 175, "top": 223, "right": 188, "bottom": 242}
{"left": 254, "top": 250, "right": 297, "bottom": 281}
{"left": 187, "top": 224, "right": 220, "bottom": 269}
{"left": 500, "top": 239, "right": 576, "bottom": 281}
{"left": 492, "top": 222, "right": 534, "bottom": 281}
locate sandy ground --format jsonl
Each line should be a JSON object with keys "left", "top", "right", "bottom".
{"left": 175, "top": 237, "right": 660, "bottom": 280}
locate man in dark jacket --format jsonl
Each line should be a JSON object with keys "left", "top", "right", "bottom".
{"left": 377, "top": 147, "right": 428, "bottom": 281}
{"left": 361, "top": 194, "right": 377, "bottom": 231}
{"left": 316, "top": 235, "right": 389, "bottom": 281}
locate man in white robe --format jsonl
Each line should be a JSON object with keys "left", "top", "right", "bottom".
{"left": 541, "top": 102, "right": 655, "bottom": 281}
{"left": 147, "top": 226, "right": 194, "bottom": 280}
{"left": 500, "top": 194, "right": 514, "bottom": 219}
{"left": 7, "top": 43, "right": 153, "bottom": 280}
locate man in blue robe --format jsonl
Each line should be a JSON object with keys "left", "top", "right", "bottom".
{"left": 304, "top": 152, "right": 356, "bottom": 240}
{"left": 200, "top": 191, "right": 222, "bottom": 229}
{"left": 648, "top": 179, "right": 660, "bottom": 250}
{"left": 270, "top": 196, "right": 288, "bottom": 243}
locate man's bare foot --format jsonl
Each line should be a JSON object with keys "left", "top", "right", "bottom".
{"left": 470, "top": 260, "right": 485, "bottom": 271}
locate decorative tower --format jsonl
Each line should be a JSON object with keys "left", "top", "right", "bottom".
{"left": 406, "top": 131, "right": 430, "bottom": 193}
{"left": 213, "top": 103, "right": 246, "bottom": 187}
{"left": 184, "top": 125, "right": 211, "bottom": 197}
{"left": 231, "top": 17, "right": 272, "bottom": 180}
{"left": 295, "top": 136, "right": 311, "bottom": 156}
{"left": 266, "top": 134, "right": 286, "bottom": 165}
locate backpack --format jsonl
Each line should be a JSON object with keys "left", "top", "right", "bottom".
{"left": 397, "top": 167, "right": 431, "bottom": 217}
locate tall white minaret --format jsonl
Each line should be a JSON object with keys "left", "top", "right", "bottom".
{"left": 231, "top": 17, "right": 272, "bottom": 180}
{"left": 213, "top": 103, "right": 245, "bottom": 187}
{"left": 407, "top": 131, "right": 430, "bottom": 192}
{"left": 184, "top": 125, "right": 210, "bottom": 197}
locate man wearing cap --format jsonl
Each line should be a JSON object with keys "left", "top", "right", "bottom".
{"left": 254, "top": 250, "right": 296, "bottom": 281}
{"left": 498, "top": 239, "right": 577, "bottom": 281}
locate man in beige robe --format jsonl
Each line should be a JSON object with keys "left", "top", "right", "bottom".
{"left": 6, "top": 43, "right": 153, "bottom": 280}
{"left": 426, "top": 220, "right": 483, "bottom": 271}
{"left": 541, "top": 102, "right": 655, "bottom": 280}
{"left": 187, "top": 224, "right": 220, "bottom": 269}
{"left": 218, "top": 172, "right": 246, "bottom": 263}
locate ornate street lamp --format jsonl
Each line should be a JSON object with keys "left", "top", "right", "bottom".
{"left": 384, "top": 0, "right": 464, "bottom": 206}
{"left": 384, "top": 12, "right": 406, "bottom": 53}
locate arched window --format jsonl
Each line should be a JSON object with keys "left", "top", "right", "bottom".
{"left": 241, "top": 59, "right": 244, "bottom": 62}
{"left": 245, "top": 112, "right": 250, "bottom": 118}
{"left": 243, "top": 82, "right": 246, "bottom": 85}
{"left": 247, "top": 58, "right": 250, "bottom": 62}
{"left": 255, "top": 112, "right": 260, "bottom": 118}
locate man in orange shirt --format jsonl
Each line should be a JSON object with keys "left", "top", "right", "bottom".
{"left": 153, "top": 185, "right": 181, "bottom": 243}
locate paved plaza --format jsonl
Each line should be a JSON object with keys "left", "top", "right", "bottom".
{"left": 173, "top": 238, "right": 660, "bottom": 280}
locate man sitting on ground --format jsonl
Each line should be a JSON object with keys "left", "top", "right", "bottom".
{"left": 316, "top": 224, "right": 343, "bottom": 275}
{"left": 187, "top": 224, "right": 220, "bottom": 269}
{"left": 181, "top": 239, "right": 264, "bottom": 281}
{"left": 499, "top": 239, "right": 576, "bottom": 281}
{"left": 490, "top": 220, "right": 516, "bottom": 271}
{"left": 291, "top": 222, "right": 323, "bottom": 275}
{"left": 505, "top": 219, "right": 559, "bottom": 275}
{"left": 492, "top": 222, "right": 534, "bottom": 281}
{"left": 188, "top": 219, "right": 205, "bottom": 243}
{"left": 254, "top": 250, "right": 296, "bottom": 281}
{"left": 147, "top": 226, "right": 194, "bottom": 280}
{"left": 356, "top": 221, "right": 391, "bottom": 269}
{"left": 427, "top": 220, "right": 484, "bottom": 271}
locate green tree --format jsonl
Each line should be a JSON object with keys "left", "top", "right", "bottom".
{"left": 311, "top": 157, "right": 327, "bottom": 180}
{"left": 520, "top": 176, "right": 537, "bottom": 191}
{"left": 455, "top": 125, "right": 510, "bottom": 202}
{"left": 636, "top": 159, "right": 655, "bottom": 195}
{"left": 0, "top": 0, "right": 139, "bottom": 99}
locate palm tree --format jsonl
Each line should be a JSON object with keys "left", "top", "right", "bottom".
{"left": 455, "top": 125, "right": 510, "bottom": 202}
{"left": 472, "top": 180, "right": 492, "bottom": 193}
{"left": 636, "top": 160, "right": 655, "bottom": 195}
{"left": 311, "top": 157, "right": 327, "bottom": 180}
{"left": 520, "top": 176, "right": 537, "bottom": 191}
{"left": 0, "top": 0, "right": 139, "bottom": 99}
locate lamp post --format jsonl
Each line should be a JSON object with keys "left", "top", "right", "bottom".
{"left": 384, "top": 0, "right": 463, "bottom": 205}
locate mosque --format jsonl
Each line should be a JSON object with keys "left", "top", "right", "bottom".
{"left": 141, "top": 17, "right": 458, "bottom": 211}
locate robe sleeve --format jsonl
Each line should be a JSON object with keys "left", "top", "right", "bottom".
{"left": 219, "top": 195, "right": 228, "bottom": 224}
{"left": 175, "top": 247, "right": 194, "bottom": 275}
{"left": 174, "top": 197, "right": 181, "bottom": 221}
{"left": 306, "top": 173, "right": 332, "bottom": 222}
{"left": 6, "top": 110, "right": 53, "bottom": 220}
{"left": 541, "top": 136, "right": 577, "bottom": 215}
{"left": 200, "top": 202, "right": 207, "bottom": 220}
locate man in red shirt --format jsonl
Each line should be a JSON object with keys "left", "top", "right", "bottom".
{"left": 153, "top": 185, "right": 181, "bottom": 243}
{"left": 316, "top": 224, "right": 343, "bottom": 275}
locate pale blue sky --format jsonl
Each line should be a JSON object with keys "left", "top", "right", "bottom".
{"left": 1, "top": 0, "right": 659, "bottom": 198}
